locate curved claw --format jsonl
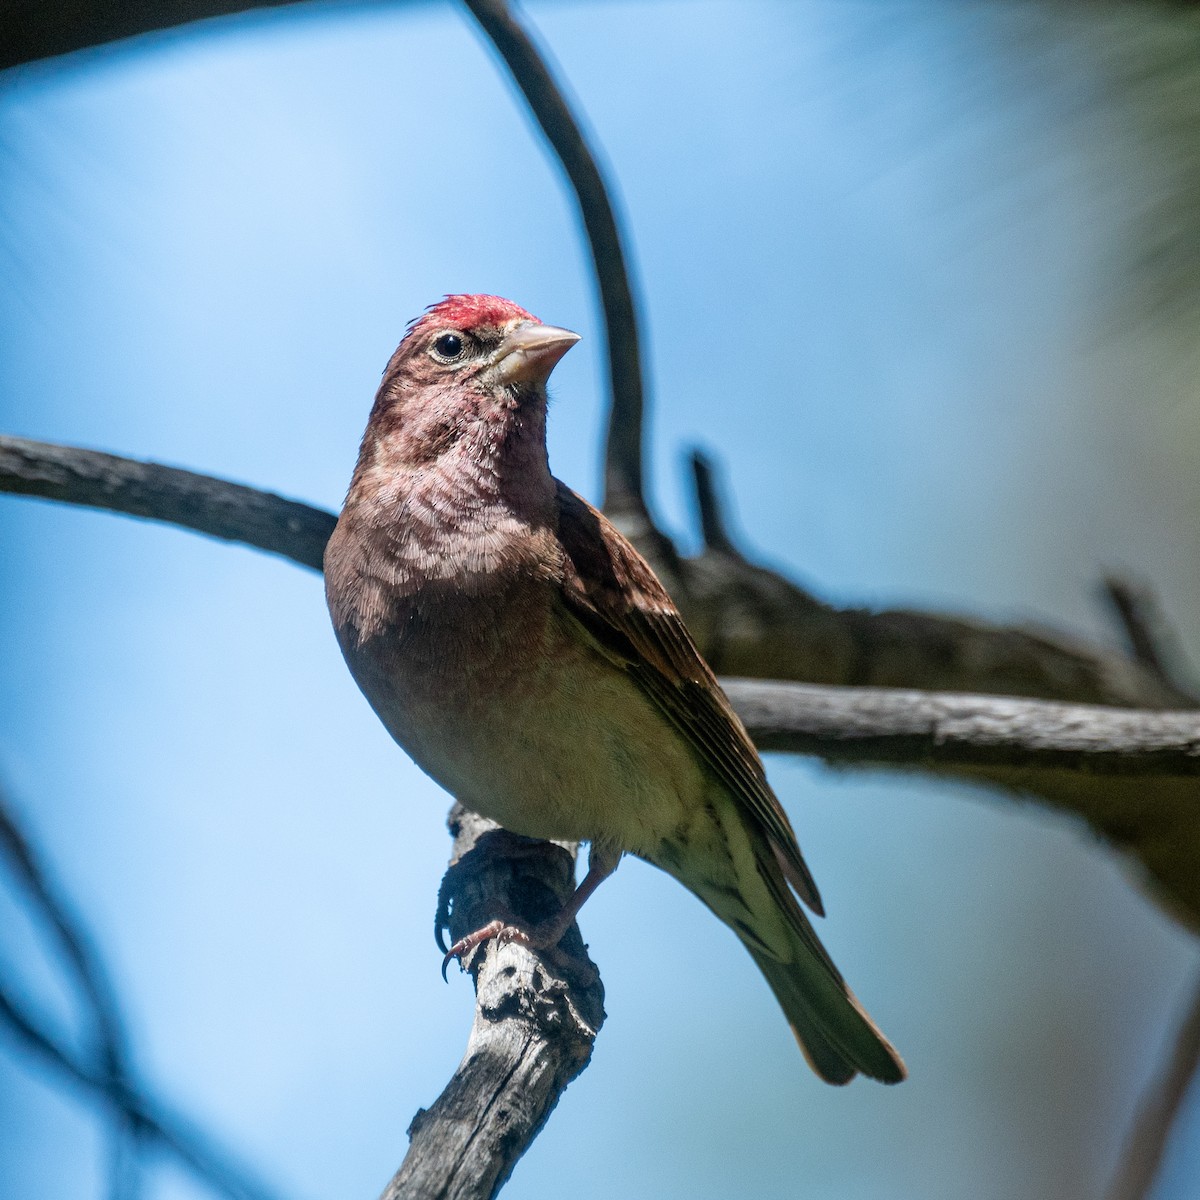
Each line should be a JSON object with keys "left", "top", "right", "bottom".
{"left": 440, "top": 919, "right": 515, "bottom": 982}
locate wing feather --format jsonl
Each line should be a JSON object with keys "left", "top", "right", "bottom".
{"left": 552, "top": 482, "right": 824, "bottom": 915}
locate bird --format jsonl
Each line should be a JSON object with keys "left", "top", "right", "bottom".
{"left": 323, "top": 294, "right": 905, "bottom": 1085}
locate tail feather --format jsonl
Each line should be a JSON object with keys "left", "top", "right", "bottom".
{"left": 656, "top": 842, "right": 906, "bottom": 1084}
{"left": 650, "top": 810, "right": 905, "bottom": 1084}
{"left": 742, "top": 933, "right": 906, "bottom": 1085}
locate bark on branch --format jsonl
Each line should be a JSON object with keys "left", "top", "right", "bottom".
{"left": 383, "top": 808, "right": 603, "bottom": 1200}
{"left": 725, "top": 679, "right": 1200, "bottom": 776}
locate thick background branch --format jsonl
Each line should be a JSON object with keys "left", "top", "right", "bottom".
{"left": 725, "top": 680, "right": 1200, "bottom": 776}
{"left": 6, "top": 433, "right": 1200, "bottom": 926}
{"left": 0, "top": 434, "right": 335, "bottom": 570}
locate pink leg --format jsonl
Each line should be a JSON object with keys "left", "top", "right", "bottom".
{"left": 442, "top": 841, "right": 621, "bottom": 976}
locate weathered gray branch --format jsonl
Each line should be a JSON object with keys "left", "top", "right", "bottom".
{"left": 382, "top": 807, "right": 604, "bottom": 1200}
{"left": 725, "top": 679, "right": 1200, "bottom": 776}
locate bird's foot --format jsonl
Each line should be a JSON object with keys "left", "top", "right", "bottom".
{"left": 441, "top": 913, "right": 585, "bottom": 981}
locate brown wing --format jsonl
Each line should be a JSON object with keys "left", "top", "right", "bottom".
{"left": 552, "top": 481, "right": 824, "bottom": 915}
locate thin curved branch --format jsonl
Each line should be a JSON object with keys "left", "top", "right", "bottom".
{"left": 0, "top": 968, "right": 289, "bottom": 1200}
{"left": 1106, "top": 971, "right": 1200, "bottom": 1200}
{"left": 0, "top": 435, "right": 334, "bottom": 570}
{"left": 461, "top": 0, "right": 648, "bottom": 523}
{"left": 0, "top": 790, "right": 141, "bottom": 1197}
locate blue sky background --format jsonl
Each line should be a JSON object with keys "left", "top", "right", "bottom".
{"left": 3, "top": 1, "right": 1200, "bottom": 1197}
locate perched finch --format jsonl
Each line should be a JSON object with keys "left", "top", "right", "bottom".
{"left": 324, "top": 294, "right": 905, "bottom": 1085}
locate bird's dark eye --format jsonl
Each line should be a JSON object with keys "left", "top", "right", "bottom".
{"left": 433, "top": 333, "right": 464, "bottom": 360}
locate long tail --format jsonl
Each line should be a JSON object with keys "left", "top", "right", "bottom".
{"left": 653, "top": 829, "right": 906, "bottom": 1085}
{"left": 740, "top": 923, "right": 906, "bottom": 1085}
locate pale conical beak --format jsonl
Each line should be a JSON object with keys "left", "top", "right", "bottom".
{"left": 493, "top": 322, "right": 581, "bottom": 386}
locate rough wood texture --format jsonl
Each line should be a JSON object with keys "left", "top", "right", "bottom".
{"left": 382, "top": 807, "right": 604, "bottom": 1200}
{"left": 727, "top": 679, "right": 1200, "bottom": 775}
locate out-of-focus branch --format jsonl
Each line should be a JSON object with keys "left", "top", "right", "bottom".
{"left": 0, "top": 435, "right": 334, "bottom": 570}
{"left": 1103, "top": 575, "right": 1197, "bottom": 701}
{"left": 0, "top": 791, "right": 140, "bottom": 1197}
{"left": 461, "top": 0, "right": 652, "bottom": 531}
{"left": 0, "top": 962, "right": 289, "bottom": 1200}
{"left": 1106, "top": 971, "right": 1200, "bottom": 1200}
{"left": 672, "top": 455, "right": 1200, "bottom": 928}
{"left": 0, "top": 0, "right": 306, "bottom": 69}
{"left": 675, "top": 452, "right": 1194, "bottom": 708}
{"left": 382, "top": 807, "right": 604, "bottom": 1200}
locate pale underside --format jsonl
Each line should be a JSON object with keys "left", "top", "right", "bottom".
{"left": 337, "top": 572, "right": 793, "bottom": 961}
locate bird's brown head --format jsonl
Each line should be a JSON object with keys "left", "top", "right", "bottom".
{"left": 360, "top": 295, "right": 580, "bottom": 471}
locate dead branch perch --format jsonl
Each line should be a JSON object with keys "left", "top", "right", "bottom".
{"left": 382, "top": 807, "right": 604, "bottom": 1200}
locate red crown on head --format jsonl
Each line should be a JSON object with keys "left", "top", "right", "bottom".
{"left": 415, "top": 294, "right": 539, "bottom": 333}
